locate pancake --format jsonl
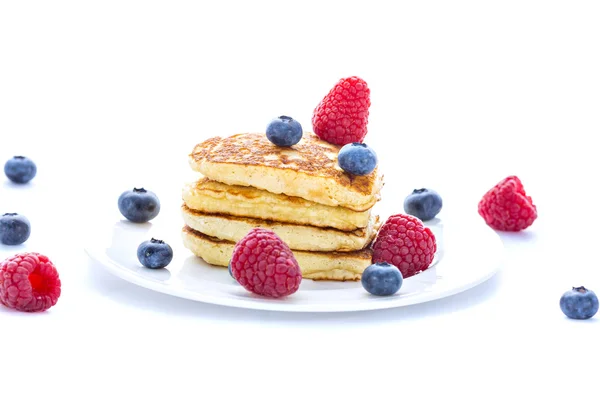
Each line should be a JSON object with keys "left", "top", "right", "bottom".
{"left": 182, "top": 226, "right": 372, "bottom": 281}
{"left": 181, "top": 205, "right": 380, "bottom": 252}
{"left": 182, "top": 177, "right": 372, "bottom": 231}
{"left": 188, "top": 132, "right": 384, "bottom": 212}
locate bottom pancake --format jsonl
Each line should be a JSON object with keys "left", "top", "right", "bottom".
{"left": 182, "top": 226, "right": 372, "bottom": 281}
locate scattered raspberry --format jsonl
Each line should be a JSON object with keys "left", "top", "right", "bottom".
{"left": 231, "top": 228, "right": 302, "bottom": 298}
{"left": 0, "top": 253, "right": 61, "bottom": 312}
{"left": 372, "top": 214, "right": 437, "bottom": 279}
{"left": 478, "top": 175, "right": 537, "bottom": 231}
{"left": 312, "top": 76, "right": 371, "bottom": 146}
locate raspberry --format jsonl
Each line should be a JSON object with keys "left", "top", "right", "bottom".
{"left": 312, "top": 76, "right": 371, "bottom": 146}
{"left": 0, "top": 253, "right": 61, "bottom": 312}
{"left": 478, "top": 175, "right": 537, "bottom": 231}
{"left": 372, "top": 214, "right": 437, "bottom": 279}
{"left": 231, "top": 228, "right": 302, "bottom": 298}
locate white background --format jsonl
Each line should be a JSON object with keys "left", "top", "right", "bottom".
{"left": 1, "top": 1, "right": 599, "bottom": 398}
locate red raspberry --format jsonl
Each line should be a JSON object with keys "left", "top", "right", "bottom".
{"left": 478, "top": 175, "right": 537, "bottom": 231}
{"left": 372, "top": 214, "right": 437, "bottom": 279}
{"left": 0, "top": 253, "right": 61, "bottom": 312}
{"left": 312, "top": 76, "right": 371, "bottom": 146}
{"left": 231, "top": 228, "right": 302, "bottom": 298}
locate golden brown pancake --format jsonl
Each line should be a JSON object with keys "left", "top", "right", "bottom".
{"left": 181, "top": 205, "right": 380, "bottom": 252}
{"left": 182, "top": 226, "right": 372, "bottom": 281}
{"left": 188, "top": 132, "right": 384, "bottom": 211}
{"left": 182, "top": 177, "right": 373, "bottom": 231}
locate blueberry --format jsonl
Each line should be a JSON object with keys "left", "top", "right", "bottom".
{"left": 404, "top": 188, "right": 443, "bottom": 221}
{"left": 560, "top": 286, "right": 599, "bottom": 320}
{"left": 266, "top": 116, "right": 303, "bottom": 147}
{"left": 0, "top": 213, "right": 31, "bottom": 245}
{"left": 361, "top": 262, "right": 403, "bottom": 296}
{"left": 4, "top": 156, "right": 37, "bottom": 184}
{"left": 118, "top": 188, "right": 160, "bottom": 223}
{"left": 337, "top": 143, "right": 378, "bottom": 176}
{"left": 137, "top": 238, "right": 173, "bottom": 269}
{"left": 228, "top": 261, "right": 234, "bottom": 279}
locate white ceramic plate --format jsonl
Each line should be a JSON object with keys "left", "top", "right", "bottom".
{"left": 84, "top": 208, "right": 503, "bottom": 312}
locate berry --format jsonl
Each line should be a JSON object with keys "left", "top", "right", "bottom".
{"left": 0, "top": 213, "right": 31, "bottom": 245}
{"left": 231, "top": 228, "right": 302, "bottom": 298}
{"left": 404, "top": 188, "right": 443, "bottom": 221}
{"left": 4, "top": 156, "right": 37, "bottom": 184}
{"left": 478, "top": 176, "right": 537, "bottom": 231}
{"left": 312, "top": 76, "right": 371, "bottom": 145}
{"left": 0, "top": 253, "right": 61, "bottom": 312}
{"left": 372, "top": 214, "right": 437, "bottom": 279}
{"left": 118, "top": 188, "right": 161, "bottom": 223}
{"left": 337, "top": 143, "right": 378, "bottom": 176}
{"left": 137, "top": 238, "right": 173, "bottom": 269}
{"left": 266, "top": 116, "right": 303, "bottom": 147}
{"left": 560, "top": 286, "right": 599, "bottom": 320}
{"left": 228, "top": 261, "right": 235, "bottom": 280}
{"left": 361, "top": 262, "right": 403, "bottom": 296}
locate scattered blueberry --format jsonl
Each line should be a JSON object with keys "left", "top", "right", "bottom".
{"left": 337, "top": 143, "right": 378, "bottom": 176}
{"left": 118, "top": 188, "right": 161, "bottom": 223}
{"left": 137, "top": 238, "right": 173, "bottom": 269}
{"left": 404, "top": 188, "right": 443, "bottom": 221}
{"left": 4, "top": 156, "right": 37, "bottom": 184}
{"left": 560, "top": 286, "right": 599, "bottom": 320}
{"left": 266, "top": 116, "right": 303, "bottom": 147}
{"left": 361, "top": 262, "right": 403, "bottom": 296}
{"left": 0, "top": 213, "right": 31, "bottom": 245}
{"left": 228, "top": 261, "right": 234, "bottom": 279}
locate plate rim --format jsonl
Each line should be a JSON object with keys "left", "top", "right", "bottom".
{"left": 84, "top": 220, "right": 503, "bottom": 313}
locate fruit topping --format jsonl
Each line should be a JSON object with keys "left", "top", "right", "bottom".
{"left": 337, "top": 142, "right": 378, "bottom": 176}
{"left": 312, "top": 76, "right": 371, "bottom": 145}
{"left": 230, "top": 228, "right": 302, "bottom": 298}
{"left": 266, "top": 115, "right": 303, "bottom": 147}
{"left": 137, "top": 238, "right": 173, "bottom": 269}
{"left": 404, "top": 188, "right": 443, "bottom": 222}
{"left": 361, "top": 262, "right": 403, "bottom": 296}
{"left": 372, "top": 214, "right": 437, "bottom": 279}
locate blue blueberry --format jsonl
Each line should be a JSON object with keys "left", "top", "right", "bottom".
{"left": 361, "top": 262, "right": 403, "bottom": 296}
{"left": 337, "top": 143, "right": 378, "bottom": 176}
{"left": 404, "top": 188, "right": 443, "bottom": 221}
{"left": 137, "top": 238, "right": 173, "bottom": 269}
{"left": 0, "top": 213, "right": 31, "bottom": 245}
{"left": 118, "top": 188, "right": 160, "bottom": 223}
{"left": 228, "top": 261, "right": 234, "bottom": 279}
{"left": 4, "top": 156, "right": 37, "bottom": 184}
{"left": 266, "top": 116, "right": 303, "bottom": 147}
{"left": 560, "top": 286, "right": 599, "bottom": 320}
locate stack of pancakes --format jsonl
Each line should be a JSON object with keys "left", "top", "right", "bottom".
{"left": 181, "top": 132, "right": 384, "bottom": 281}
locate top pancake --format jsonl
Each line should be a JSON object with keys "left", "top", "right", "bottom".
{"left": 189, "top": 132, "right": 383, "bottom": 212}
